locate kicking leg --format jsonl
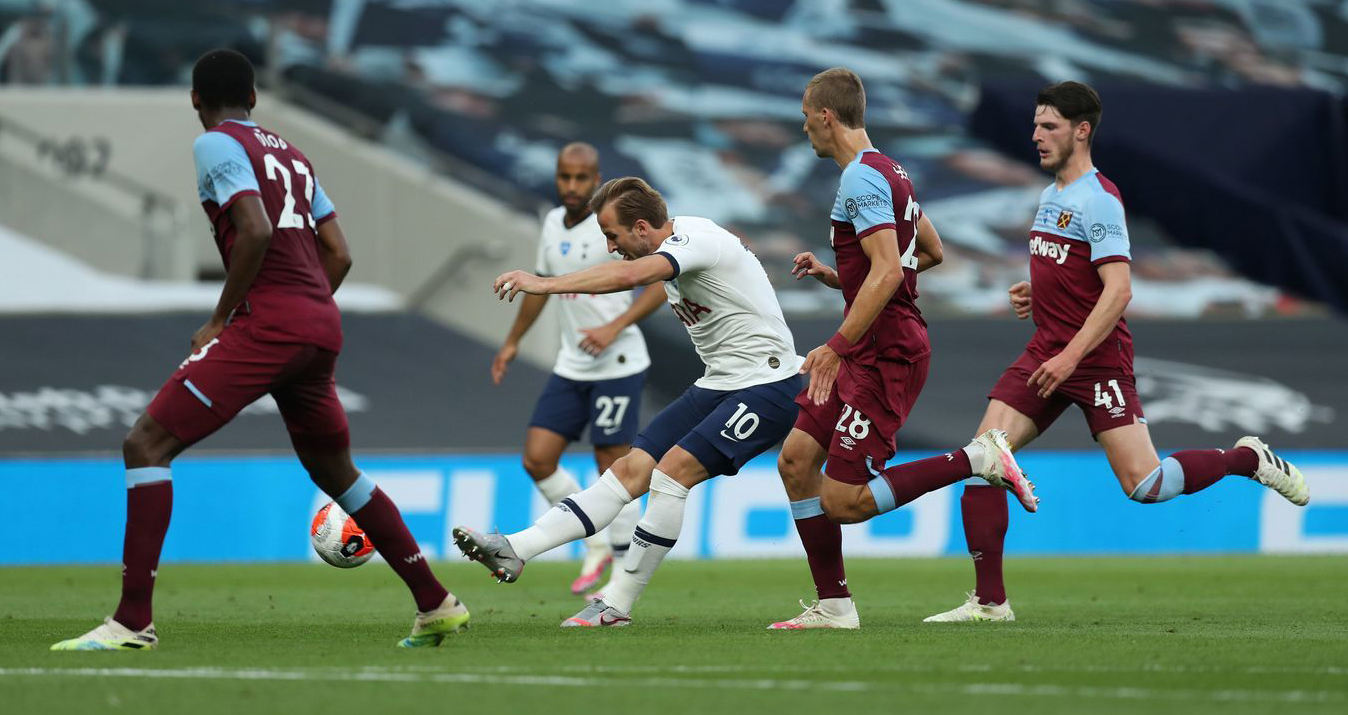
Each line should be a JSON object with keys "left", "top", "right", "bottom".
{"left": 523, "top": 427, "right": 615, "bottom": 593}
{"left": 455, "top": 449, "right": 655, "bottom": 581}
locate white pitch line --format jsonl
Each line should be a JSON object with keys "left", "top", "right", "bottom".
{"left": 1, "top": 667, "right": 1343, "bottom": 703}
{"left": 373, "top": 662, "right": 1348, "bottom": 677}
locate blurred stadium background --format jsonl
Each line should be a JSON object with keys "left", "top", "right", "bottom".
{"left": 1, "top": 0, "right": 1346, "bottom": 567}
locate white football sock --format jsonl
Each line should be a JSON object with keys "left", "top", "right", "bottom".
{"left": 819, "top": 597, "right": 855, "bottom": 616}
{"left": 534, "top": 466, "right": 582, "bottom": 505}
{"left": 602, "top": 470, "right": 688, "bottom": 615}
{"left": 508, "top": 469, "right": 633, "bottom": 562}
{"left": 536, "top": 467, "right": 609, "bottom": 553}
{"left": 961, "top": 440, "right": 985, "bottom": 474}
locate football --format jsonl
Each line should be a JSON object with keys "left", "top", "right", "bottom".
{"left": 310, "top": 502, "right": 375, "bottom": 568}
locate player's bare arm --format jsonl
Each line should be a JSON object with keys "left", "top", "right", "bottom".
{"left": 1008, "top": 281, "right": 1032, "bottom": 319}
{"left": 494, "top": 255, "right": 674, "bottom": 303}
{"left": 315, "top": 219, "right": 353, "bottom": 293}
{"left": 578, "top": 283, "right": 666, "bottom": 357}
{"left": 1028, "top": 261, "right": 1131, "bottom": 398}
{"left": 800, "top": 227, "right": 903, "bottom": 406}
{"left": 491, "top": 292, "right": 549, "bottom": 385}
{"left": 914, "top": 214, "right": 944, "bottom": 273}
{"left": 193, "top": 194, "right": 272, "bottom": 352}
{"left": 791, "top": 251, "right": 842, "bottom": 289}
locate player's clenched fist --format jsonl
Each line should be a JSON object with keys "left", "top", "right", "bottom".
{"left": 1008, "top": 281, "right": 1032, "bottom": 319}
{"left": 493, "top": 270, "right": 545, "bottom": 302}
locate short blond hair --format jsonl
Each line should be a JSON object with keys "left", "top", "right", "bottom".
{"left": 588, "top": 176, "right": 668, "bottom": 228}
{"left": 804, "top": 67, "right": 866, "bottom": 129}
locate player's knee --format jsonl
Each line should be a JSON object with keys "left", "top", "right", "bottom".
{"left": 777, "top": 449, "right": 809, "bottom": 485}
{"left": 609, "top": 458, "right": 654, "bottom": 497}
{"left": 521, "top": 453, "right": 557, "bottom": 481}
{"left": 820, "top": 489, "right": 866, "bottom": 524}
{"left": 654, "top": 447, "right": 708, "bottom": 486}
{"left": 608, "top": 452, "right": 640, "bottom": 485}
{"left": 122, "top": 429, "right": 162, "bottom": 468}
{"left": 1116, "top": 463, "right": 1157, "bottom": 496}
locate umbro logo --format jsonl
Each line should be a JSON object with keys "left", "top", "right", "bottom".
{"left": 404, "top": 552, "right": 426, "bottom": 564}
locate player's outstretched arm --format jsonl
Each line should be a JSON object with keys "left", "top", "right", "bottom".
{"left": 492, "top": 292, "right": 549, "bottom": 384}
{"left": 315, "top": 218, "right": 353, "bottom": 293}
{"left": 1028, "top": 261, "right": 1132, "bottom": 397}
{"left": 578, "top": 283, "right": 667, "bottom": 357}
{"left": 494, "top": 255, "right": 674, "bottom": 302}
{"left": 914, "top": 214, "right": 944, "bottom": 273}
{"left": 192, "top": 195, "right": 272, "bottom": 351}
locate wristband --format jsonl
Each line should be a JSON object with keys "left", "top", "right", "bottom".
{"left": 826, "top": 332, "right": 855, "bottom": 357}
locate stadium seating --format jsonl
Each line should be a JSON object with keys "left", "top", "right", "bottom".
{"left": 11, "top": 0, "right": 1346, "bottom": 317}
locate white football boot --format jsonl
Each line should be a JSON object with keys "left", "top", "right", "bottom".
{"left": 971, "top": 429, "right": 1038, "bottom": 512}
{"left": 397, "top": 594, "right": 470, "bottom": 648}
{"left": 51, "top": 617, "right": 158, "bottom": 651}
{"left": 1236, "top": 436, "right": 1309, "bottom": 506}
{"left": 923, "top": 592, "right": 1015, "bottom": 622}
{"left": 767, "top": 598, "right": 860, "bottom": 630}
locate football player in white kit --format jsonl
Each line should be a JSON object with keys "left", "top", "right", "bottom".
{"left": 457, "top": 177, "right": 806, "bottom": 627}
{"left": 491, "top": 144, "right": 667, "bottom": 596}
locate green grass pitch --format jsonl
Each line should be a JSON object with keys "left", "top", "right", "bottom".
{"left": 2, "top": 556, "right": 1345, "bottom": 715}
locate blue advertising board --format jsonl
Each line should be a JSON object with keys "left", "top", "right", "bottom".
{"left": 3, "top": 451, "right": 1346, "bottom": 565}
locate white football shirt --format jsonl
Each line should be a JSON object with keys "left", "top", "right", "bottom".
{"left": 536, "top": 206, "right": 650, "bottom": 381}
{"left": 655, "top": 216, "right": 804, "bottom": 391}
